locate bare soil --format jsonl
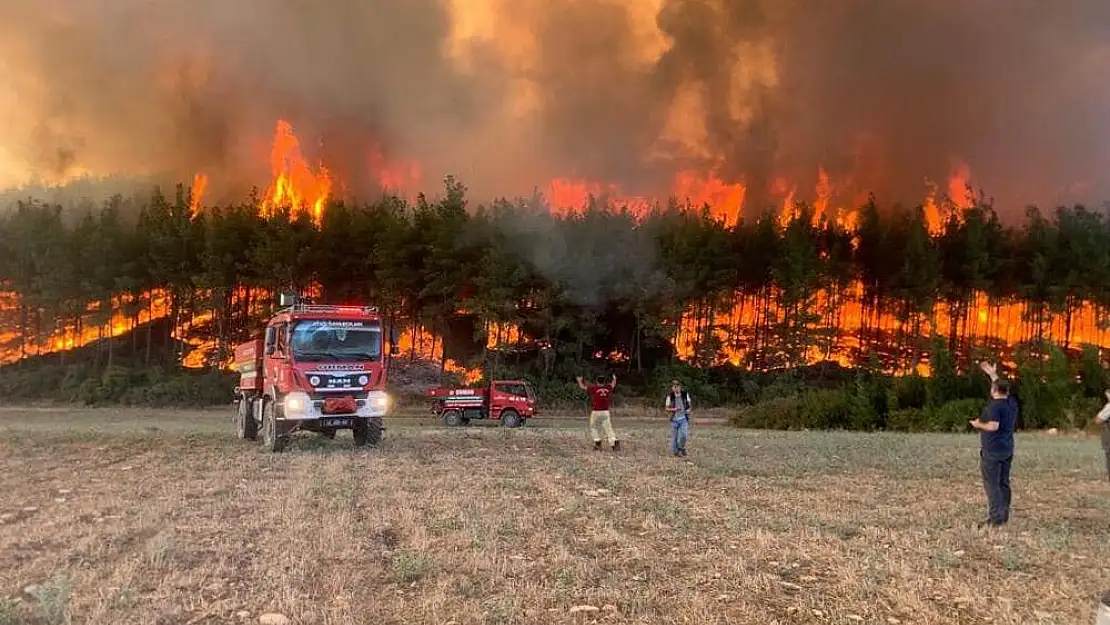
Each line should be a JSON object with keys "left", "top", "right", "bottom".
{"left": 0, "top": 407, "right": 1107, "bottom": 625}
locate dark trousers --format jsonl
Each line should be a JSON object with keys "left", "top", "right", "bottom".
{"left": 980, "top": 451, "right": 1013, "bottom": 524}
{"left": 1102, "top": 427, "right": 1110, "bottom": 481}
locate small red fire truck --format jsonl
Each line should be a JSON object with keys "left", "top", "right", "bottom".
{"left": 233, "top": 293, "right": 397, "bottom": 452}
{"left": 427, "top": 380, "right": 537, "bottom": 427}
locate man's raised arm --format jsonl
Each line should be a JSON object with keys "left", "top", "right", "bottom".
{"left": 979, "top": 361, "right": 999, "bottom": 382}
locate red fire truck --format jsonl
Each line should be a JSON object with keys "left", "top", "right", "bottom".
{"left": 427, "top": 380, "right": 537, "bottom": 427}
{"left": 233, "top": 293, "right": 397, "bottom": 452}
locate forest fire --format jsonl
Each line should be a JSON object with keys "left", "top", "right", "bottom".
{"left": 674, "top": 282, "right": 1110, "bottom": 372}
{"left": 186, "top": 118, "right": 976, "bottom": 237}
{"left": 0, "top": 290, "right": 172, "bottom": 365}
{"left": 0, "top": 115, "right": 1086, "bottom": 379}
{"left": 546, "top": 171, "right": 747, "bottom": 224}
{"left": 394, "top": 323, "right": 483, "bottom": 384}
{"left": 259, "top": 120, "right": 332, "bottom": 224}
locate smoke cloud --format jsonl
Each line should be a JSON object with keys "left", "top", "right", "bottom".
{"left": 1, "top": 0, "right": 1109, "bottom": 215}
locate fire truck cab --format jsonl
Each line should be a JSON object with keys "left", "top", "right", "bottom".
{"left": 233, "top": 293, "right": 398, "bottom": 452}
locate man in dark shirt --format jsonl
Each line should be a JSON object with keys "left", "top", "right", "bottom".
{"left": 576, "top": 374, "right": 620, "bottom": 452}
{"left": 971, "top": 362, "right": 1018, "bottom": 527}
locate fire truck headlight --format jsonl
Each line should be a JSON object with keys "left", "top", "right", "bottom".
{"left": 358, "top": 375, "right": 370, "bottom": 386}
{"left": 371, "top": 393, "right": 390, "bottom": 410}
{"left": 283, "top": 391, "right": 311, "bottom": 415}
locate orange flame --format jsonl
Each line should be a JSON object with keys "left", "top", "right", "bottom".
{"left": 948, "top": 162, "right": 972, "bottom": 210}
{"left": 393, "top": 324, "right": 489, "bottom": 383}
{"left": 179, "top": 311, "right": 217, "bottom": 369}
{"left": 923, "top": 163, "right": 974, "bottom": 236}
{"left": 0, "top": 290, "right": 173, "bottom": 365}
{"left": 487, "top": 321, "right": 523, "bottom": 350}
{"left": 369, "top": 145, "right": 423, "bottom": 200}
{"left": 260, "top": 120, "right": 332, "bottom": 224}
{"left": 547, "top": 178, "right": 650, "bottom": 216}
{"left": 189, "top": 173, "right": 208, "bottom": 216}
{"left": 813, "top": 166, "right": 831, "bottom": 223}
{"left": 675, "top": 279, "right": 1110, "bottom": 373}
{"left": 672, "top": 171, "right": 746, "bottom": 225}
{"left": 445, "top": 359, "right": 484, "bottom": 384}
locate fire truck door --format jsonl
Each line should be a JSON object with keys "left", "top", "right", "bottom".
{"left": 489, "top": 385, "right": 506, "bottom": 417}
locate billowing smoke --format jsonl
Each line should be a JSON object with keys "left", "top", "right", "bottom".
{"left": 1, "top": 0, "right": 1109, "bottom": 215}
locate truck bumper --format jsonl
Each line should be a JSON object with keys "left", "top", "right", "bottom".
{"left": 279, "top": 391, "right": 390, "bottom": 421}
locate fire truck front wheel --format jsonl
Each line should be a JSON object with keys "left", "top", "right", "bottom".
{"left": 500, "top": 409, "right": 523, "bottom": 428}
{"left": 353, "top": 417, "right": 383, "bottom": 447}
{"left": 260, "top": 400, "right": 289, "bottom": 453}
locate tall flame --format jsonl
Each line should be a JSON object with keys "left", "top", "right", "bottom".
{"left": 260, "top": 120, "right": 332, "bottom": 224}
{"left": 923, "top": 162, "right": 973, "bottom": 236}
{"left": 672, "top": 171, "right": 746, "bottom": 225}
{"left": 189, "top": 173, "right": 208, "bottom": 216}
{"left": 948, "top": 161, "right": 972, "bottom": 210}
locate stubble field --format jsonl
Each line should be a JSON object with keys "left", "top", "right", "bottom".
{"left": 0, "top": 406, "right": 1107, "bottom": 625}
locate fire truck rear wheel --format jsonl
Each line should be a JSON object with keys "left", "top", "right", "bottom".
{"left": 443, "top": 410, "right": 464, "bottom": 427}
{"left": 236, "top": 398, "right": 258, "bottom": 441}
{"left": 500, "top": 409, "right": 523, "bottom": 428}
{"left": 261, "top": 400, "right": 288, "bottom": 453}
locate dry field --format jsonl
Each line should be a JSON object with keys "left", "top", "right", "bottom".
{"left": 0, "top": 407, "right": 1108, "bottom": 625}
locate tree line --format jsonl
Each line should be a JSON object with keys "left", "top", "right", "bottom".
{"left": 1, "top": 176, "right": 1109, "bottom": 388}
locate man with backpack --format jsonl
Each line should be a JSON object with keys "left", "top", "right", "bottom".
{"left": 665, "top": 379, "right": 691, "bottom": 458}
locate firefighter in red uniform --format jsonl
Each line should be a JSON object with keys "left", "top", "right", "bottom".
{"left": 576, "top": 373, "right": 620, "bottom": 451}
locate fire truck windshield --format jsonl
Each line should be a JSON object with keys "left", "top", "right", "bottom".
{"left": 290, "top": 319, "right": 382, "bottom": 363}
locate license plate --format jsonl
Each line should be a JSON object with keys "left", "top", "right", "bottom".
{"left": 320, "top": 417, "right": 352, "bottom": 428}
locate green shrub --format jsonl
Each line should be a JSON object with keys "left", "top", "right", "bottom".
{"left": 891, "top": 374, "right": 927, "bottom": 410}
{"left": 757, "top": 378, "right": 805, "bottom": 402}
{"left": 929, "top": 398, "right": 987, "bottom": 432}
{"left": 887, "top": 407, "right": 929, "bottom": 431}
{"left": 733, "top": 395, "right": 805, "bottom": 429}
{"left": 733, "top": 389, "right": 860, "bottom": 430}
{"left": 1015, "top": 342, "right": 1079, "bottom": 429}
{"left": 800, "top": 388, "right": 856, "bottom": 429}
{"left": 1078, "top": 344, "right": 1107, "bottom": 399}
{"left": 1065, "top": 395, "right": 1103, "bottom": 432}
{"left": 0, "top": 362, "right": 236, "bottom": 408}
{"left": 734, "top": 393, "right": 1000, "bottom": 433}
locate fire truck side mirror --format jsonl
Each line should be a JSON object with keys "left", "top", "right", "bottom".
{"left": 264, "top": 327, "right": 276, "bottom": 355}
{"left": 389, "top": 325, "right": 400, "bottom": 356}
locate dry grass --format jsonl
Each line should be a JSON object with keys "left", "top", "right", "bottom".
{"left": 0, "top": 408, "right": 1108, "bottom": 624}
